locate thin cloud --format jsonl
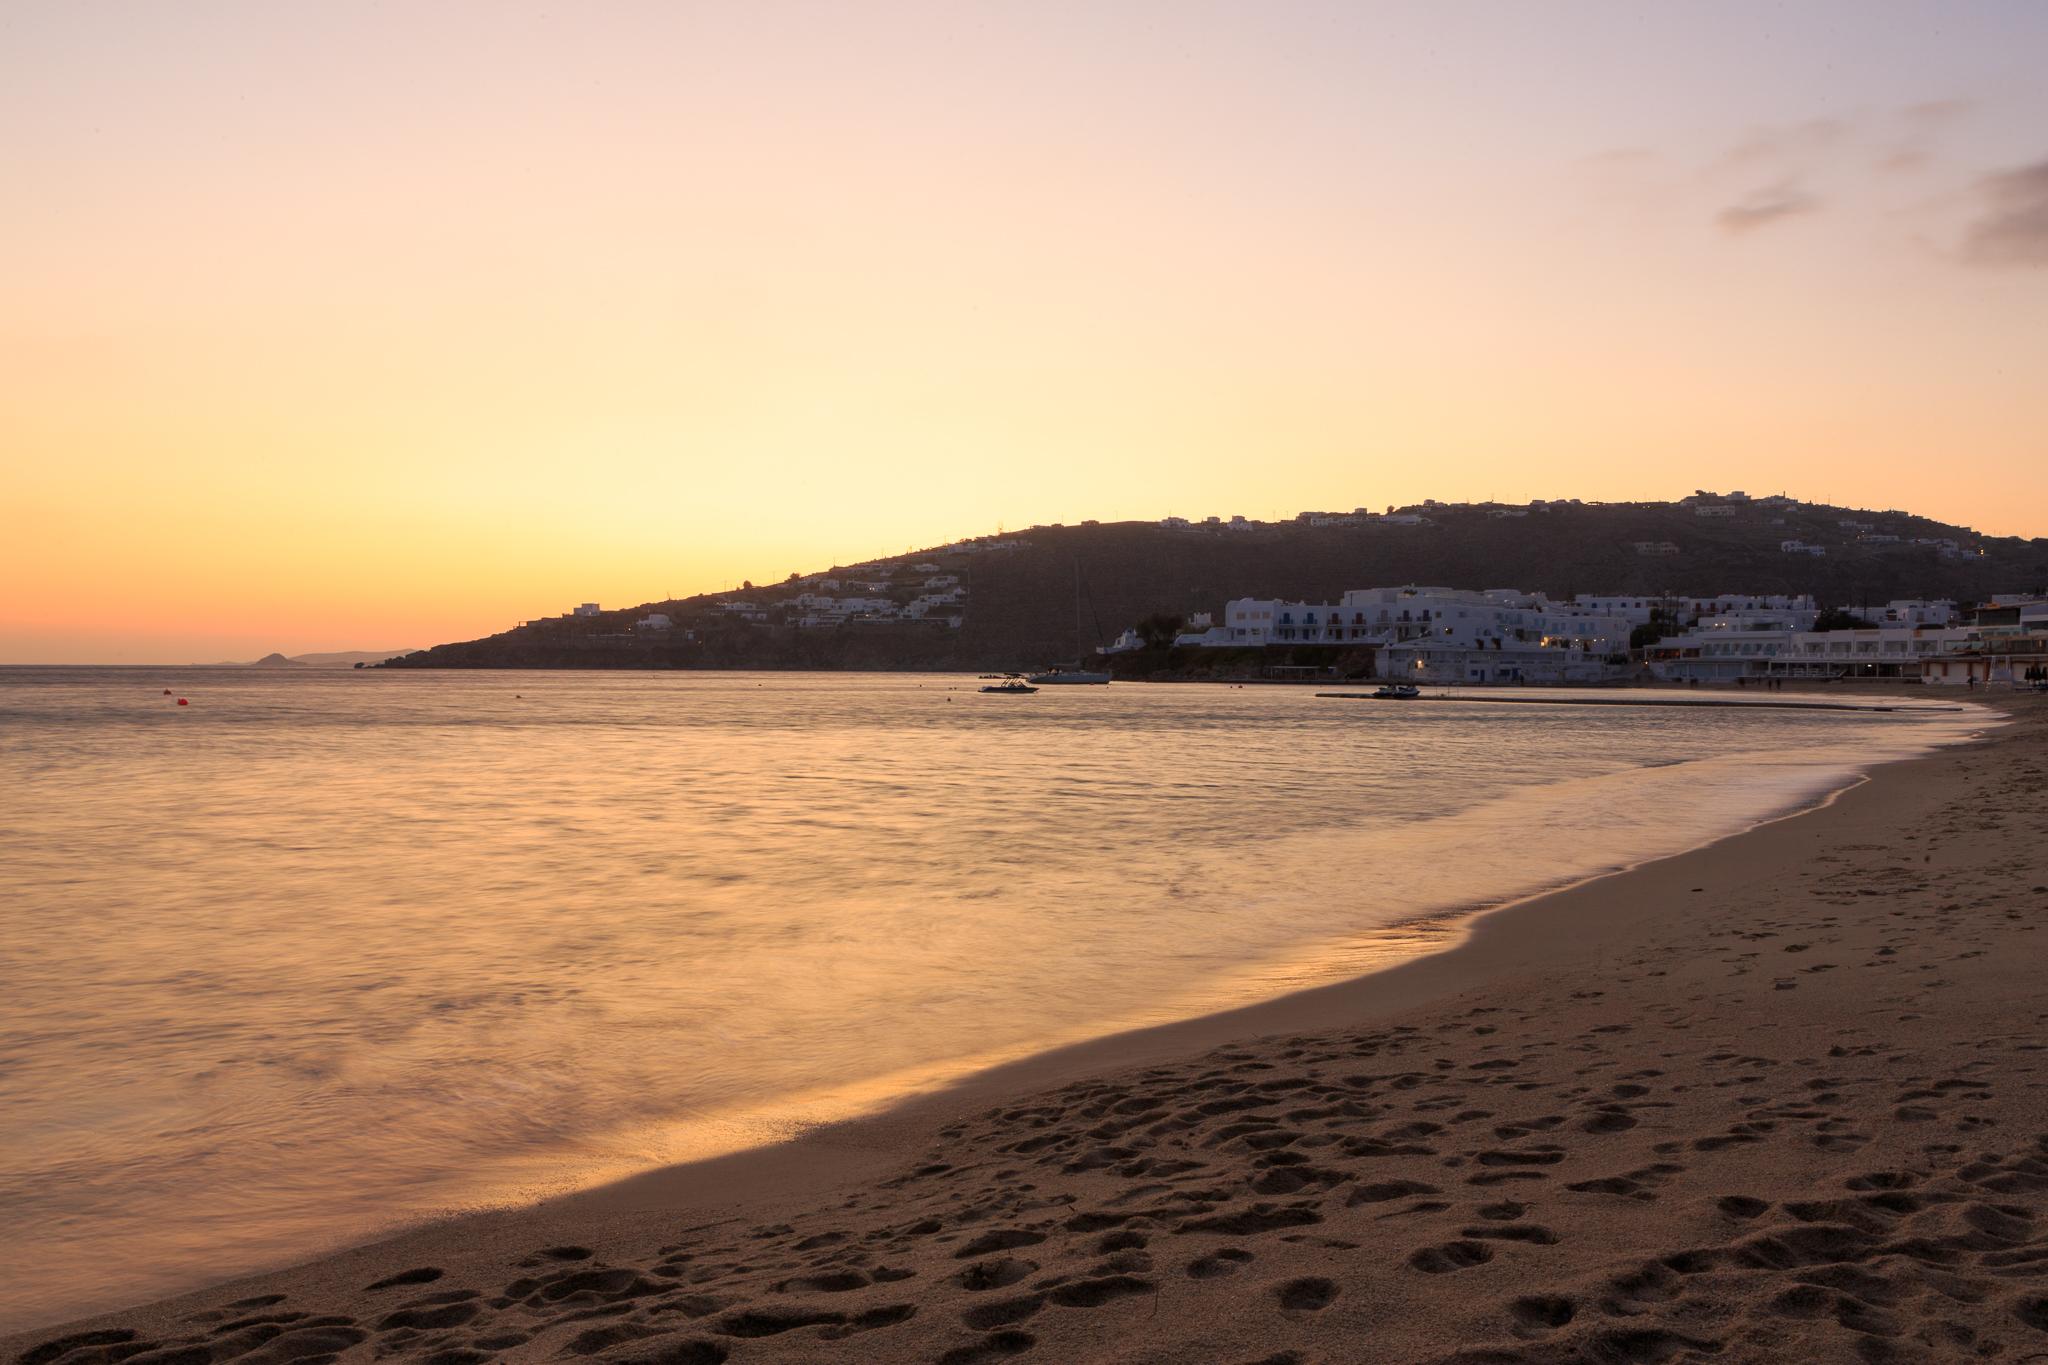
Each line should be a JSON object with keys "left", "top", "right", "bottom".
{"left": 1959, "top": 159, "right": 2048, "bottom": 267}
{"left": 1710, "top": 118, "right": 1848, "bottom": 177}
{"left": 1701, "top": 117, "right": 1844, "bottom": 237}
{"left": 1574, "top": 98, "right": 1981, "bottom": 244}
{"left": 1880, "top": 99, "right": 1974, "bottom": 174}
{"left": 1717, "top": 181, "right": 1821, "bottom": 235}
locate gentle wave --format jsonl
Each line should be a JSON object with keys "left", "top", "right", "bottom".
{"left": 0, "top": 668, "right": 1991, "bottom": 1330}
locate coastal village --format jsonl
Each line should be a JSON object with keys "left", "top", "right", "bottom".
{"left": 397, "top": 490, "right": 2048, "bottom": 688}
{"left": 1129, "top": 586, "right": 2048, "bottom": 688}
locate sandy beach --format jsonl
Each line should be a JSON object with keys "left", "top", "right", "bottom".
{"left": 10, "top": 693, "right": 2044, "bottom": 1365}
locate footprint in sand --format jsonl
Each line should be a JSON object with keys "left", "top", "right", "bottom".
{"left": 936, "top": 1330, "right": 1035, "bottom": 1365}
{"left": 1276, "top": 1276, "right": 1339, "bottom": 1311}
{"left": 1186, "top": 1247, "right": 1254, "bottom": 1279}
{"left": 364, "top": 1266, "right": 442, "bottom": 1291}
{"left": 1509, "top": 1293, "right": 1577, "bottom": 1336}
{"left": 1409, "top": 1239, "right": 1494, "bottom": 1273}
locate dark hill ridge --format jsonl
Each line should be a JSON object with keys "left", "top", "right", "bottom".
{"left": 382, "top": 498, "right": 2048, "bottom": 671}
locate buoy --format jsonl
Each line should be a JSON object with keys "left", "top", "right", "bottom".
{"left": 163, "top": 689, "right": 173, "bottom": 695}
{"left": 177, "top": 698, "right": 189, "bottom": 706}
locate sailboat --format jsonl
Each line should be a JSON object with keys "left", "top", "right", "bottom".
{"left": 1028, "top": 560, "right": 1111, "bottom": 684}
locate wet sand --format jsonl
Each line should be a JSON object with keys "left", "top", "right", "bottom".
{"left": 9, "top": 694, "right": 2044, "bottom": 1365}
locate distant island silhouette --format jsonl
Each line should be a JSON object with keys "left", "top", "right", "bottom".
{"left": 227, "top": 650, "right": 420, "bottom": 669}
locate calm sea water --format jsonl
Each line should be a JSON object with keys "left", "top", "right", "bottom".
{"left": 0, "top": 668, "right": 1987, "bottom": 1330}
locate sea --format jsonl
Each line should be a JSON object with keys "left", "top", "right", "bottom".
{"left": 0, "top": 667, "right": 1992, "bottom": 1331}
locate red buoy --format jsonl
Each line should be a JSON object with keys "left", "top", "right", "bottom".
{"left": 177, "top": 698, "right": 189, "bottom": 706}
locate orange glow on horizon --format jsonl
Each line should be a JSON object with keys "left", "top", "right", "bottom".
{"left": 3, "top": 2, "right": 2045, "bottom": 662}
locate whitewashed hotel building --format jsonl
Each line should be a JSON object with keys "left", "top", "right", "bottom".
{"left": 1198, "top": 586, "right": 1633, "bottom": 683}
{"left": 1647, "top": 626, "right": 1974, "bottom": 682}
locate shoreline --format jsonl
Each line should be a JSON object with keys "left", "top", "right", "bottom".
{"left": 5, "top": 696, "right": 2033, "bottom": 1363}
{"left": 1317, "top": 692, "right": 1968, "bottom": 712}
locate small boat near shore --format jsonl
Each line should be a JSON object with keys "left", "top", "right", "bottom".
{"left": 1372, "top": 683, "right": 1422, "bottom": 699}
{"left": 979, "top": 675, "right": 1039, "bottom": 695}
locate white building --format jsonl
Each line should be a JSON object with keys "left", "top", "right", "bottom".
{"left": 1100, "top": 628, "right": 1145, "bottom": 654}
{"left": 902, "top": 591, "right": 963, "bottom": 618}
{"left": 571, "top": 603, "right": 602, "bottom": 617}
{"left": 1566, "top": 594, "right": 1817, "bottom": 632}
{"left": 1781, "top": 540, "right": 1826, "bottom": 556}
{"left": 1923, "top": 635, "right": 2048, "bottom": 687}
{"left": 1575, "top": 596, "right": 1663, "bottom": 625}
{"left": 1691, "top": 603, "right": 1821, "bottom": 633}
{"left": 1381, "top": 638, "right": 1626, "bottom": 684}
{"left": 1694, "top": 610, "right": 1813, "bottom": 633}
{"left": 1682, "top": 594, "right": 1815, "bottom": 619}
{"left": 636, "top": 613, "right": 672, "bottom": 631}
{"left": 1970, "top": 599, "right": 2048, "bottom": 637}
{"left": 1649, "top": 626, "right": 1973, "bottom": 682}
{"left": 1875, "top": 600, "right": 1956, "bottom": 627}
{"left": 1199, "top": 586, "right": 1630, "bottom": 682}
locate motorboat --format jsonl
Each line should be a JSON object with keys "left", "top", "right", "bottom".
{"left": 1025, "top": 666, "right": 1110, "bottom": 685}
{"left": 1372, "top": 683, "right": 1422, "bottom": 699}
{"left": 979, "top": 676, "right": 1039, "bottom": 695}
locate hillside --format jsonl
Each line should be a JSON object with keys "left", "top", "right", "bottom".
{"left": 381, "top": 496, "right": 2048, "bottom": 672}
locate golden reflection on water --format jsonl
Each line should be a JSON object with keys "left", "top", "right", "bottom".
{"left": 0, "top": 668, "right": 1985, "bottom": 1330}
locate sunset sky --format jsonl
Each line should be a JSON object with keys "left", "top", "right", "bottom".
{"left": 4, "top": 1, "right": 2046, "bottom": 663}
